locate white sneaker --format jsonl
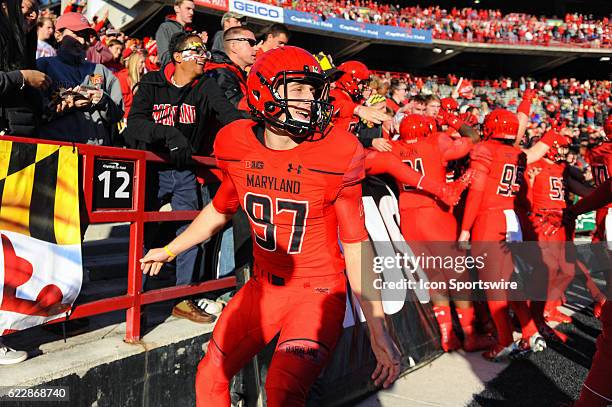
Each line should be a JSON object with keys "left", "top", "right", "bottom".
{"left": 0, "top": 346, "right": 27, "bottom": 365}
{"left": 196, "top": 298, "right": 225, "bottom": 315}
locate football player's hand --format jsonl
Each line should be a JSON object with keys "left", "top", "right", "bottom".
{"left": 526, "top": 167, "right": 541, "bottom": 186}
{"left": 355, "top": 105, "right": 391, "bottom": 125}
{"left": 522, "top": 88, "right": 537, "bottom": 103}
{"left": 533, "top": 211, "right": 562, "bottom": 237}
{"left": 438, "top": 108, "right": 462, "bottom": 130}
{"left": 370, "top": 329, "right": 401, "bottom": 389}
{"left": 165, "top": 131, "right": 193, "bottom": 169}
{"left": 372, "top": 137, "right": 392, "bottom": 152}
{"left": 458, "top": 230, "right": 470, "bottom": 242}
{"left": 140, "top": 248, "right": 174, "bottom": 276}
{"left": 438, "top": 170, "right": 472, "bottom": 207}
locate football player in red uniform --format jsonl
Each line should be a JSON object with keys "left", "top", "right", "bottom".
{"left": 385, "top": 114, "right": 495, "bottom": 352}
{"left": 330, "top": 60, "right": 391, "bottom": 133}
{"left": 458, "top": 109, "right": 568, "bottom": 361}
{"left": 140, "top": 46, "right": 400, "bottom": 406}
{"left": 523, "top": 131, "right": 596, "bottom": 341}
{"left": 583, "top": 115, "right": 612, "bottom": 307}
{"left": 562, "top": 179, "right": 612, "bottom": 407}
{"left": 424, "top": 95, "right": 479, "bottom": 143}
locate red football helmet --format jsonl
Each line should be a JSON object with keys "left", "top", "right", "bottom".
{"left": 605, "top": 115, "right": 612, "bottom": 141}
{"left": 544, "top": 132, "right": 571, "bottom": 162}
{"left": 440, "top": 97, "right": 459, "bottom": 112}
{"left": 399, "top": 114, "right": 436, "bottom": 142}
{"left": 482, "top": 109, "right": 519, "bottom": 141}
{"left": 335, "top": 61, "right": 371, "bottom": 101}
{"left": 247, "top": 46, "right": 333, "bottom": 138}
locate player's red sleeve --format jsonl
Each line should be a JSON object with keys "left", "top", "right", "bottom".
{"left": 330, "top": 90, "right": 358, "bottom": 119}
{"left": 335, "top": 183, "right": 369, "bottom": 243}
{"left": 570, "top": 178, "right": 612, "bottom": 216}
{"left": 365, "top": 150, "right": 424, "bottom": 186}
{"left": 439, "top": 133, "right": 473, "bottom": 162}
{"left": 341, "top": 141, "right": 366, "bottom": 187}
{"left": 211, "top": 172, "right": 240, "bottom": 215}
{"left": 460, "top": 145, "right": 492, "bottom": 232}
{"left": 517, "top": 89, "right": 536, "bottom": 116}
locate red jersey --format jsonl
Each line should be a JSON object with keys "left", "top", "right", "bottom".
{"left": 586, "top": 142, "right": 612, "bottom": 209}
{"left": 587, "top": 142, "right": 612, "bottom": 189}
{"left": 389, "top": 133, "right": 472, "bottom": 210}
{"left": 462, "top": 140, "right": 527, "bottom": 231}
{"left": 212, "top": 120, "right": 368, "bottom": 278}
{"left": 329, "top": 88, "right": 359, "bottom": 132}
{"left": 527, "top": 159, "right": 566, "bottom": 212}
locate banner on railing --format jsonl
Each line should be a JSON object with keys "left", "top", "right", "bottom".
{"left": 0, "top": 141, "right": 82, "bottom": 334}
{"left": 283, "top": 9, "right": 432, "bottom": 44}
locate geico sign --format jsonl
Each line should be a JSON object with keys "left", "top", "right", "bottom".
{"left": 232, "top": 0, "right": 280, "bottom": 18}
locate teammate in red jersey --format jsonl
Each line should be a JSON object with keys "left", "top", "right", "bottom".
{"left": 523, "top": 131, "right": 595, "bottom": 341}
{"left": 423, "top": 95, "right": 479, "bottom": 143}
{"left": 561, "top": 179, "right": 612, "bottom": 407}
{"left": 458, "top": 109, "right": 568, "bottom": 361}
{"left": 381, "top": 113, "right": 494, "bottom": 352}
{"left": 140, "top": 47, "right": 400, "bottom": 406}
{"left": 330, "top": 60, "right": 391, "bottom": 133}
{"left": 584, "top": 115, "right": 612, "bottom": 304}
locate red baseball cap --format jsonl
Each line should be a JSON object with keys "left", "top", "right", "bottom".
{"left": 56, "top": 12, "right": 96, "bottom": 35}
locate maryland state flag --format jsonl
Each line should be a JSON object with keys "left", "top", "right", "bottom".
{"left": 0, "top": 140, "right": 82, "bottom": 334}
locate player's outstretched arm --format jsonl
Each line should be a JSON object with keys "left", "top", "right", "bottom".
{"left": 343, "top": 239, "right": 401, "bottom": 389}
{"left": 334, "top": 182, "right": 400, "bottom": 388}
{"left": 459, "top": 147, "right": 491, "bottom": 241}
{"left": 140, "top": 202, "right": 233, "bottom": 276}
{"left": 523, "top": 129, "right": 566, "bottom": 164}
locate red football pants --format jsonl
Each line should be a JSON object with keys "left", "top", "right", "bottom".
{"left": 400, "top": 207, "right": 469, "bottom": 300}
{"left": 472, "top": 210, "right": 537, "bottom": 344}
{"left": 195, "top": 267, "right": 346, "bottom": 407}
{"left": 574, "top": 301, "right": 612, "bottom": 407}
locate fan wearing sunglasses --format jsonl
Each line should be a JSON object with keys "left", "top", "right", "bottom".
{"left": 204, "top": 26, "right": 256, "bottom": 109}
{"left": 124, "top": 33, "right": 247, "bottom": 319}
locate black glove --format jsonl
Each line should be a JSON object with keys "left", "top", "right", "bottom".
{"left": 165, "top": 131, "right": 193, "bottom": 170}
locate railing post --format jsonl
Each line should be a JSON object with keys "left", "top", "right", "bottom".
{"left": 125, "top": 156, "right": 147, "bottom": 343}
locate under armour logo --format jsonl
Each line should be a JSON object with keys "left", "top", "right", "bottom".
{"left": 287, "top": 163, "right": 302, "bottom": 174}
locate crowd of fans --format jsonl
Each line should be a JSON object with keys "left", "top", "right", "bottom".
{"left": 366, "top": 71, "right": 610, "bottom": 160}
{"left": 286, "top": 1, "right": 611, "bottom": 48}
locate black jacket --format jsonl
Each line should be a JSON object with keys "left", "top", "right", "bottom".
{"left": 0, "top": 30, "right": 41, "bottom": 137}
{"left": 124, "top": 63, "right": 246, "bottom": 156}
{"left": 204, "top": 50, "right": 248, "bottom": 109}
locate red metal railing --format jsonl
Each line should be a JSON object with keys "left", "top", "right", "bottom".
{"left": 3, "top": 135, "right": 236, "bottom": 343}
